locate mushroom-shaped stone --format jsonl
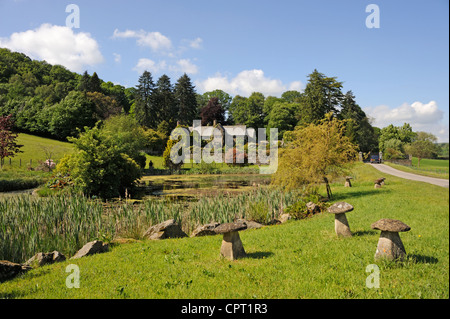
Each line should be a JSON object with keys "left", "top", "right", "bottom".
{"left": 374, "top": 177, "right": 385, "bottom": 188}
{"left": 371, "top": 219, "right": 411, "bottom": 261}
{"left": 344, "top": 176, "right": 353, "bottom": 187}
{"left": 327, "top": 202, "right": 354, "bottom": 237}
{"left": 214, "top": 221, "right": 247, "bottom": 260}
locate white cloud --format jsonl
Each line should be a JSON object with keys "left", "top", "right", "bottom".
{"left": 113, "top": 53, "right": 121, "bottom": 63}
{"left": 0, "top": 23, "right": 103, "bottom": 72}
{"left": 196, "top": 69, "right": 304, "bottom": 97}
{"left": 112, "top": 29, "right": 172, "bottom": 53}
{"left": 189, "top": 37, "right": 203, "bottom": 49}
{"left": 364, "top": 101, "right": 443, "bottom": 126}
{"left": 169, "top": 59, "right": 198, "bottom": 75}
{"left": 364, "top": 100, "right": 449, "bottom": 142}
{"left": 133, "top": 58, "right": 167, "bottom": 74}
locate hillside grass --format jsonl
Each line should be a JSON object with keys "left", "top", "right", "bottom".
{"left": 1, "top": 163, "right": 448, "bottom": 299}
{"left": 384, "top": 157, "right": 449, "bottom": 180}
{"left": 13, "top": 133, "right": 73, "bottom": 168}
{"left": 0, "top": 134, "right": 74, "bottom": 192}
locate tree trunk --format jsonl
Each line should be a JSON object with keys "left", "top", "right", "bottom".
{"left": 323, "top": 177, "right": 332, "bottom": 200}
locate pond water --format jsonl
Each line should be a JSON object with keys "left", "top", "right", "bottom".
{"left": 139, "top": 174, "right": 271, "bottom": 200}
{"left": 0, "top": 174, "right": 272, "bottom": 201}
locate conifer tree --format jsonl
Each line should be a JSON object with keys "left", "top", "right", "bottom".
{"left": 89, "top": 72, "right": 102, "bottom": 93}
{"left": 153, "top": 74, "right": 177, "bottom": 128}
{"left": 174, "top": 73, "right": 198, "bottom": 125}
{"left": 134, "top": 71, "right": 155, "bottom": 127}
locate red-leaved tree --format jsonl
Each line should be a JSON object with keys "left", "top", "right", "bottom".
{"left": 200, "top": 97, "right": 225, "bottom": 126}
{"left": 0, "top": 114, "right": 23, "bottom": 169}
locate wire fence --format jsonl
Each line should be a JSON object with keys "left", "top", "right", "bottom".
{"left": 0, "top": 158, "right": 57, "bottom": 170}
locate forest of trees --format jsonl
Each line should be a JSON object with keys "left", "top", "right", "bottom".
{"left": 0, "top": 47, "right": 413, "bottom": 155}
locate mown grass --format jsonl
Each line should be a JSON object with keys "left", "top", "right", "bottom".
{"left": 384, "top": 157, "right": 449, "bottom": 180}
{"left": 0, "top": 163, "right": 448, "bottom": 299}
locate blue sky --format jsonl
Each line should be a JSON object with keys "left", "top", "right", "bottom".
{"left": 0, "top": 0, "right": 448, "bottom": 141}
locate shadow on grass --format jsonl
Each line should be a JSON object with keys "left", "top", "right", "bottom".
{"left": 331, "top": 188, "right": 392, "bottom": 201}
{"left": 352, "top": 230, "right": 377, "bottom": 237}
{"left": 246, "top": 251, "right": 274, "bottom": 259}
{"left": 408, "top": 254, "right": 439, "bottom": 264}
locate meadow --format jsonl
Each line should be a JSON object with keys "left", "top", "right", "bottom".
{"left": 384, "top": 157, "right": 449, "bottom": 179}
{"left": 0, "top": 163, "right": 448, "bottom": 299}
{"left": 0, "top": 134, "right": 74, "bottom": 192}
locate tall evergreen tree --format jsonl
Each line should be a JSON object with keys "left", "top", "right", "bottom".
{"left": 78, "top": 71, "right": 91, "bottom": 92}
{"left": 339, "top": 90, "right": 378, "bottom": 153}
{"left": 153, "top": 74, "right": 177, "bottom": 128}
{"left": 89, "top": 72, "right": 102, "bottom": 93}
{"left": 134, "top": 71, "right": 155, "bottom": 127}
{"left": 174, "top": 73, "right": 198, "bottom": 125}
{"left": 300, "top": 69, "right": 343, "bottom": 124}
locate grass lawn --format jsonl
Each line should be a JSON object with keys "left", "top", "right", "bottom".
{"left": 384, "top": 157, "right": 449, "bottom": 180}
{"left": 1, "top": 163, "right": 448, "bottom": 299}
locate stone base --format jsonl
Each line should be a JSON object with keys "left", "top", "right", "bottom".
{"left": 334, "top": 213, "right": 352, "bottom": 237}
{"left": 220, "top": 231, "right": 246, "bottom": 260}
{"left": 374, "top": 231, "right": 406, "bottom": 261}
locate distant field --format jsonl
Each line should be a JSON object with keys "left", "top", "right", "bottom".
{"left": 412, "top": 157, "right": 449, "bottom": 170}
{"left": 5, "top": 133, "right": 74, "bottom": 169}
{"left": 0, "top": 134, "right": 74, "bottom": 192}
{"left": 385, "top": 157, "right": 449, "bottom": 180}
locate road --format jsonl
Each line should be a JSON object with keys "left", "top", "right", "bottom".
{"left": 369, "top": 163, "right": 449, "bottom": 188}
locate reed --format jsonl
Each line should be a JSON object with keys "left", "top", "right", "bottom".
{"left": 0, "top": 187, "right": 301, "bottom": 263}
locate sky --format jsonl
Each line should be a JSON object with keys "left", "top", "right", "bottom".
{"left": 0, "top": 0, "right": 448, "bottom": 142}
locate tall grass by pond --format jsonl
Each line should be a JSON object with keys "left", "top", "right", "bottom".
{"left": 0, "top": 187, "right": 301, "bottom": 263}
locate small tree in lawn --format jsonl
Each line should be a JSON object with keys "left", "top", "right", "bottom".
{"left": 0, "top": 114, "right": 23, "bottom": 169}
{"left": 404, "top": 132, "right": 439, "bottom": 167}
{"left": 271, "top": 113, "right": 358, "bottom": 199}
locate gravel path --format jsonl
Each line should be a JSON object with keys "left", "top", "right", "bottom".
{"left": 369, "top": 163, "right": 449, "bottom": 188}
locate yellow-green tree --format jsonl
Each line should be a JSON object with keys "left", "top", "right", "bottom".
{"left": 272, "top": 113, "right": 358, "bottom": 198}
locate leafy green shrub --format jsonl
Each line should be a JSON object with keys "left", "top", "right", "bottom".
{"left": 163, "top": 138, "right": 184, "bottom": 171}
{"left": 191, "top": 161, "right": 219, "bottom": 174}
{"left": 56, "top": 119, "right": 143, "bottom": 199}
{"left": 0, "top": 177, "right": 43, "bottom": 192}
{"left": 285, "top": 193, "right": 329, "bottom": 220}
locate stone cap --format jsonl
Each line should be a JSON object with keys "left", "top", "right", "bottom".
{"left": 345, "top": 176, "right": 353, "bottom": 180}
{"left": 214, "top": 221, "right": 247, "bottom": 234}
{"left": 371, "top": 219, "right": 411, "bottom": 232}
{"left": 327, "top": 202, "right": 354, "bottom": 214}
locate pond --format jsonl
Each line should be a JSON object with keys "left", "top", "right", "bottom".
{"left": 138, "top": 174, "right": 271, "bottom": 200}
